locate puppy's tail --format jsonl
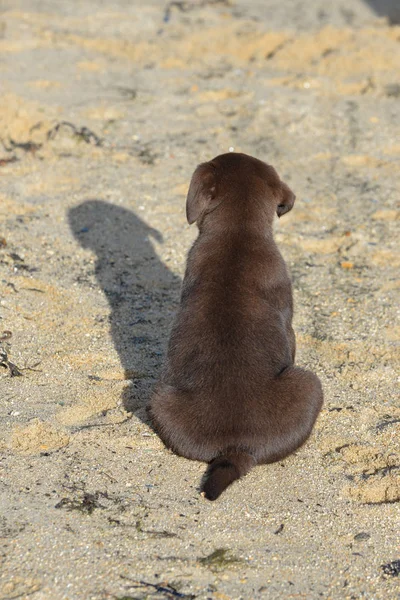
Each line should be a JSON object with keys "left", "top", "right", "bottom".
{"left": 201, "top": 449, "right": 256, "bottom": 501}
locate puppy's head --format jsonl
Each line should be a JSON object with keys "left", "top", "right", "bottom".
{"left": 186, "top": 152, "right": 295, "bottom": 226}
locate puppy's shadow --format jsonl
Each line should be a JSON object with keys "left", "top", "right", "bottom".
{"left": 68, "top": 199, "right": 181, "bottom": 422}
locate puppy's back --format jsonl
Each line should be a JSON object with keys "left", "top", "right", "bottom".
{"left": 168, "top": 230, "right": 293, "bottom": 390}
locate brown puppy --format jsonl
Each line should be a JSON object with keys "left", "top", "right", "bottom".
{"left": 148, "top": 152, "right": 323, "bottom": 500}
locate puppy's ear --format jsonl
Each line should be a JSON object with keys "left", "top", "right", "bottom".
{"left": 276, "top": 181, "right": 296, "bottom": 218}
{"left": 186, "top": 162, "right": 217, "bottom": 225}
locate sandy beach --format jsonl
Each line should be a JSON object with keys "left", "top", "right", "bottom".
{"left": 0, "top": 1, "right": 399, "bottom": 598}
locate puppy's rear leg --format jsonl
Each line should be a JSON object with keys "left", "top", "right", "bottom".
{"left": 287, "top": 324, "right": 296, "bottom": 362}
{"left": 261, "top": 367, "right": 323, "bottom": 464}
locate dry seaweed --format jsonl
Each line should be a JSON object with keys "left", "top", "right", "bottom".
{"left": 0, "top": 331, "right": 23, "bottom": 377}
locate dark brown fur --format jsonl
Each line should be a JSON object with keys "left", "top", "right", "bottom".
{"left": 148, "top": 152, "right": 323, "bottom": 500}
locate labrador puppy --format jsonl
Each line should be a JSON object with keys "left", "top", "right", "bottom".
{"left": 148, "top": 152, "right": 323, "bottom": 500}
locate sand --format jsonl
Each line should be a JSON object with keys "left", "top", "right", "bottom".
{"left": 0, "top": 1, "right": 399, "bottom": 598}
